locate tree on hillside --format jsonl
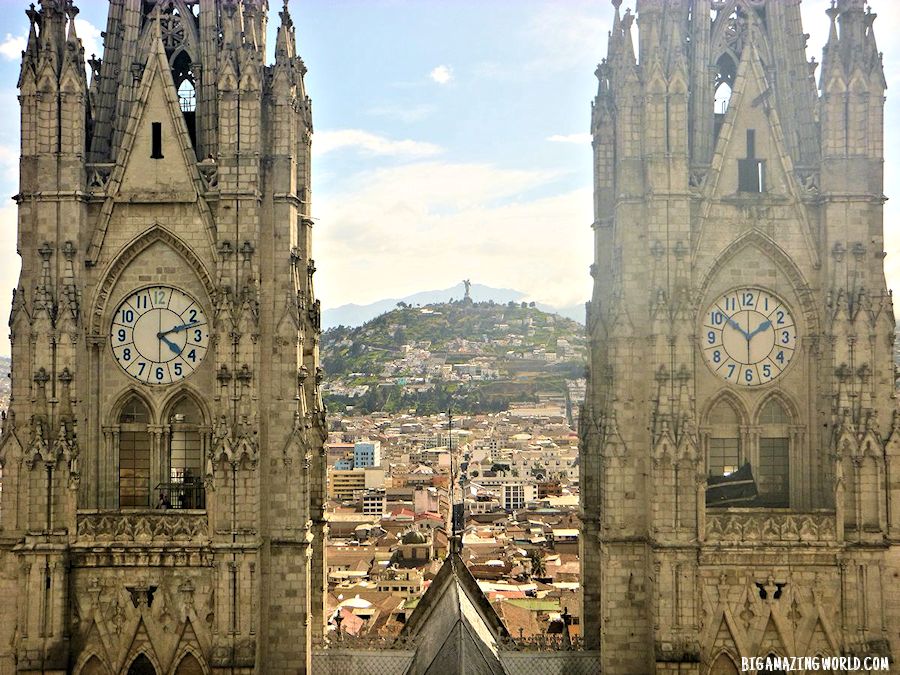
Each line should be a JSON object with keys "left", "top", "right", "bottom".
{"left": 529, "top": 549, "right": 546, "bottom": 579}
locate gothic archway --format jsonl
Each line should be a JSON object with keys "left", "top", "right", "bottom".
{"left": 77, "top": 654, "right": 111, "bottom": 675}
{"left": 708, "top": 651, "right": 739, "bottom": 675}
{"left": 89, "top": 225, "right": 216, "bottom": 337}
{"left": 173, "top": 651, "right": 206, "bottom": 675}
{"left": 126, "top": 653, "right": 157, "bottom": 675}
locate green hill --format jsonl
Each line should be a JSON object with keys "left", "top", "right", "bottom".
{"left": 321, "top": 300, "right": 586, "bottom": 415}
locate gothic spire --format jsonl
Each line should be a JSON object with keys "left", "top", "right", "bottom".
{"left": 606, "top": 0, "right": 623, "bottom": 67}
{"left": 275, "top": 0, "right": 297, "bottom": 64}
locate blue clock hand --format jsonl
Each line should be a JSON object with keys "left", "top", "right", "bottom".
{"left": 158, "top": 333, "right": 183, "bottom": 355}
{"left": 748, "top": 320, "right": 772, "bottom": 339}
{"left": 726, "top": 317, "right": 750, "bottom": 340}
{"left": 160, "top": 320, "right": 198, "bottom": 337}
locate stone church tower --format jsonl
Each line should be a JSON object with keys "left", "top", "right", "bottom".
{"left": 0, "top": 1, "right": 327, "bottom": 672}
{"left": 583, "top": 0, "right": 899, "bottom": 672}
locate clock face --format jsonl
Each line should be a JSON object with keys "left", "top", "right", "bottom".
{"left": 701, "top": 287, "right": 796, "bottom": 387}
{"left": 110, "top": 285, "right": 210, "bottom": 385}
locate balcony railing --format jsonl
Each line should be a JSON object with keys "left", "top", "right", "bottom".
{"left": 155, "top": 482, "right": 206, "bottom": 510}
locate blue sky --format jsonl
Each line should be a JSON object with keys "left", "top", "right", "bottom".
{"left": 0, "top": 0, "right": 897, "bottom": 355}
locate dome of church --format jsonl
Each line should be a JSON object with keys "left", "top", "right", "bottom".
{"left": 401, "top": 530, "right": 428, "bottom": 545}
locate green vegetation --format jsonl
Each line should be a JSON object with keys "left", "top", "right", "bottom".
{"left": 321, "top": 300, "right": 586, "bottom": 415}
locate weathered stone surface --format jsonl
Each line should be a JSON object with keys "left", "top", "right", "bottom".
{"left": 0, "top": 2, "right": 325, "bottom": 672}
{"left": 583, "top": 1, "right": 899, "bottom": 673}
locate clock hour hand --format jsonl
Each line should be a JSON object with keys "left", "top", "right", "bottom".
{"left": 158, "top": 333, "right": 183, "bottom": 355}
{"left": 748, "top": 319, "right": 772, "bottom": 339}
{"left": 726, "top": 317, "right": 750, "bottom": 340}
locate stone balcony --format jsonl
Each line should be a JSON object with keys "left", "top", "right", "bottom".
{"left": 72, "top": 510, "right": 211, "bottom": 566}
{"left": 704, "top": 509, "right": 837, "bottom": 544}
{"left": 76, "top": 509, "right": 208, "bottom": 544}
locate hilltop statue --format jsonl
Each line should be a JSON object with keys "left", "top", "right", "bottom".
{"left": 463, "top": 279, "right": 472, "bottom": 300}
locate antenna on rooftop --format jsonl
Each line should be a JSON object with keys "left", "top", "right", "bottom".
{"left": 449, "top": 406, "right": 464, "bottom": 554}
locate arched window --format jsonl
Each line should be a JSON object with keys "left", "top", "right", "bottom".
{"left": 79, "top": 655, "right": 110, "bottom": 675}
{"left": 166, "top": 396, "right": 205, "bottom": 510}
{"left": 714, "top": 82, "right": 733, "bottom": 115}
{"left": 758, "top": 399, "right": 790, "bottom": 507}
{"left": 761, "top": 653, "right": 787, "bottom": 675}
{"left": 174, "top": 652, "right": 205, "bottom": 675}
{"left": 709, "top": 652, "right": 739, "bottom": 675}
{"left": 713, "top": 53, "right": 737, "bottom": 138}
{"left": 119, "top": 398, "right": 152, "bottom": 508}
{"left": 707, "top": 400, "right": 741, "bottom": 477}
{"left": 178, "top": 79, "right": 196, "bottom": 113}
{"left": 171, "top": 50, "right": 197, "bottom": 151}
{"left": 127, "top": 653, "right": 156, "bottom": 675}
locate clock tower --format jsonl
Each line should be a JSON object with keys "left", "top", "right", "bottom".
{"left": 583, "top": 0, "right": 899, "bottom": 672}
{"left": 0, "top": 1, "right": 327, "bottom": 673}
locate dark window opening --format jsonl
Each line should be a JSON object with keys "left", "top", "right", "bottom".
{"left": 158, "top": 397, "right": 205, "bottom": 510}
{"left": 151, "top": 122, "right": 164, "bottom": 159}
{"left": 738, "top": 129, "right": 765, "bottom": 192}
{"left": 709, "top": 438, "right": 740, "bottom": 477}
{"left": 171, "top": 51, "right": 198, "bottom": 154}
{"left": 757, "top": 438, "right": 789, "bottom": 507}
{"left": 119, "top": 398, "right": 152, "bottom": 508}
{"left": 713, "top": 54, "right": 737, "bottom": 139}
{"left": 707, "top": 401, "right": 741, "bottom": 477}
{"left": 128, "top": 654, "right": 157, "bottom": 675}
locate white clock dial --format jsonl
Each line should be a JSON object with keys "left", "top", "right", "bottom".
{"left": 701, "top": 287, "right": 796, "bottom": 387}
{"left": 110, "top": 285, "right": 209, "bottom": 384}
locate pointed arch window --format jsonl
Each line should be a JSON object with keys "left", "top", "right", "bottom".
{"left": 178, "top": 79, "right": 196, "bottom": 113}
{"left": 79, "top": 655, "right": 110, "bottom": 675}
{"left": 707, "top": 400, "right": 741, "bottom": 477}
{"left": 757, "top": 399, "right": 790, "bottom": 507}
{"left": 708, "top": 652, "right": 739, "bottom": 675}
{"left": 171, "top": 50, "right": 198, "bottom": 152}
{"left": 174, "top": 653, "right": 205, "bottom": 675}
{"left": 163, "top": 396, "right": 205, "bottom": 509}
{"left": 714, "top": 82, "right": 733, "bottom": 115}
{"left": 713, "top": 53, "right": 737, "bottom": 138}
{"left": 127, "top": 654, "right": 157, "bottom": 675}
{"left": 119, "top": 398, "right": 152, "bottom": 508}
{"left": 763, "top": 653, "right": 787, "bottom": 675}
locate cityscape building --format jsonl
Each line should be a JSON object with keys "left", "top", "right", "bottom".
{"left": 354, "top": 440, "right": 382, "bottom": 469}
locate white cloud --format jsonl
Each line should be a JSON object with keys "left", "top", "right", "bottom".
{"left": 0, "top": 144, "right": 17, "bottom": 182}
{"left": 476, "top": 3, "right": 611, "bottom": 80}
{"left": 314, "top": 129, "right": 442, "bottom": 158}
{"left": 547, "top": 133, "right": 592, "bottom": 144}
{"left": 0, "top": 20, "right": 101, "bottom": 65}
{"left": 368, "top": 103, "right": 437, "bottom": 124}
{"left": 314, "top": 162, "right": 592, "bottom": 309}
{"left": 75, "top": 19, "right": 102, "bottom": 62}
{"left": 0, "top": 33, "right": 25, "bottom": 61}
{"left": 429, "top": 65, "right": 453, "bottom": 85}
{"left": 0, "top": 203, "right": 21, "bottom": 356}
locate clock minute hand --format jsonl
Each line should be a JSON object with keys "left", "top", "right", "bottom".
{"left": 159, "top": 320, "right": 198, "bottom": 337}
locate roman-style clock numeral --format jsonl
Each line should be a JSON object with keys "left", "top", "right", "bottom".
{"left": 110, "top": 285, "right": 209, "bottom": 384}
{"left": 701, "top": 287, "right": 796, "bottom": 386}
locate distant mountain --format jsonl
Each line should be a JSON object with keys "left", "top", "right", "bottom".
{"left": 322, "top": 283, "right": 585, "bottom": 329}
{"left": 321, "top": 300, "right": 587, "bottom": 415}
